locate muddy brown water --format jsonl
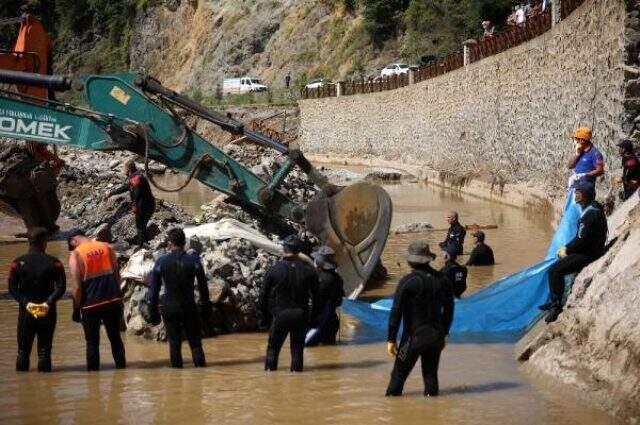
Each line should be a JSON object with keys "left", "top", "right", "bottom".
{"left": 0, "top": 168, "right": 620, "bottom": 424}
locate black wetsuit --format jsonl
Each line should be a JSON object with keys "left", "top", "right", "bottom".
{"left": 439, "top": 222, "right": 466, "bottom": 256}
{"left": 110, "top": 171, "right": 155, "bottom": 246}
{"left": 386, "top": 265, "right": 454, "bottom": 397}
{"left": 548, "top": 201, "right": 607, "bottom": 306}
{"left": 441, "top": 260, "right": 468, "bottom": 298}
{"left": 306, "top": 269, "right": 344, "bottom": 346}
{"left": 8, "top": 248, "right": 66, "bottom": 372}
{"left": 621, "top": 152, "right": 640, "bottom": 200}
{"left": 466, "top": 242, "right": 495, "bottom": 266}
{"left": 149, "top": 249, "right": 210, "bottom": 368}
{"left": 258, "top": 257, "right": 319, "bottom": 371}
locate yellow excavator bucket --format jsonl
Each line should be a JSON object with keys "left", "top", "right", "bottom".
{"left": 306, "top": 182, "right": 392, "bottom": 298}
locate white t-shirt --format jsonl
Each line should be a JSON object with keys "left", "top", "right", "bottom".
{"left": 515, "top": 9, "right": 526, "bottom": 24}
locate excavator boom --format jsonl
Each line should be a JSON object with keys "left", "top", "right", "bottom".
{"left": 0, "top": 70, "right": 392, "bottom": 297}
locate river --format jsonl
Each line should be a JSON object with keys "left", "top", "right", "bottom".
{"left": 0, "top": 168, "right": 620, "bottom": 424}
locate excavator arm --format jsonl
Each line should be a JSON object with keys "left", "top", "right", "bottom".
{"left": 0, "top": 69, "right": 392, "bottom": 297}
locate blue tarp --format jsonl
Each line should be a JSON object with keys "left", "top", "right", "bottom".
{"left": 342, "top": 191, "right": 582, "bottom": 342}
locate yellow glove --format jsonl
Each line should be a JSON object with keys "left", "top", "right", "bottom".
{"left": 557, "top": 246, "right": 568, "bottom": 258}
{"left": 612, "top": 175, "right": 622, "bottom": 185}
{"left": 387, "top": 341, "right": 398, "bottom": 358}
{"left": 26, "top": 302, "right": 49, "bottom": 319}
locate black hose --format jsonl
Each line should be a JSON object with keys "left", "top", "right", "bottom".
{"left": 0, "top": 70, "right": 71, "bottom": 91}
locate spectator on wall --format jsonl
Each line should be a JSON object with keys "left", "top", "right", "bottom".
{"left": 481, "top": 20, "right": 495, "bottom": 38}
{"left": 515, "top": 5, "right": 527, "bottom": 26}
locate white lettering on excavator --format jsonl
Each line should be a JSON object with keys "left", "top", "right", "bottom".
{"left": 0, "top": 117, "right": 71, "bottom": 142}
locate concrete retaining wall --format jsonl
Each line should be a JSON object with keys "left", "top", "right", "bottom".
{"left": 299, "top": 0, "right": 628, "bottom": 205}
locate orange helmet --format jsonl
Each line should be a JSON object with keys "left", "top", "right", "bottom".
{"left": 573, "top": 126, "right": 592, "bottom": 141}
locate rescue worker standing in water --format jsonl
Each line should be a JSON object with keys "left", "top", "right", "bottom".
{"left": 540, "top": 181, "right": 607, "bottom": 323}
{"left": 68, "top": 228, "right": 126, "bottom": 371}
{"left": 8, "top": 227, "right": 66, "bottom": 372}
{"left": 105, "top": 160, "right": 155, "bottom": 247}
{"left": 386, "top": 241, "right": 454, "bottom": 397}
{"left": 306, "top": 246, "right": 345, "bottom": 346}
{"left": 258, "top": 235, "right": 319, "bottom": 372}
{"left": 439, "top": 211, "right": 465, "bottom": 256}
{"left": 440, "top": 243, "right": 468, "bottom": 298}
{"left": 147, "top": 227, "right": 211, "bottom": 368}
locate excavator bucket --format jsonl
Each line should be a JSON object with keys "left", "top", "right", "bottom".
{"left": 306, "top": 182, "right": 392, "bottom": 298}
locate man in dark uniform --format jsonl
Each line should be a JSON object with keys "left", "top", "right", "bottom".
{"left": 440, "top": 243, "right": 468, "bottom": 298}
{"left": 8, "top": 227, "right": 66, "bottom": 372}
{"left": 306, "top": 245, "right": 345, "bottom": 346}
{"left": 466, "top": 230, "right": 495, "bottom": 266}
{"left": 616, "top": 139, "right": 640, "bottom": 201}
{"left": 386, "top": 240, "right": 454, "bottom": 397}
{"left": 258, "top": 235, "right": 319, "bottom": 372}
{"left": 147, "top": 227, "right": 211, "bottom": 368}
{"left": 105, "top": 160, "right": 156, "bottom": 247}
{"left": 439, "top": 211, "right": 465, "bottom": 256}
{"left": 541, "top": 181, "right": 607, "bottom": 323}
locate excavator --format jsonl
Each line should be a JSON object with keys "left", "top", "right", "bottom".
{"left": 0, "top": 15, "right": 392, "bottom": 297}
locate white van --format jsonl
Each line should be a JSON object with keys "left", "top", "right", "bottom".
{"left": 223, "top": 77, "right": 268, "bottom": 94}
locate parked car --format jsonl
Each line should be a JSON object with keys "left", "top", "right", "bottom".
{"left": 223, "top": 77, "right": 268, "bottom": 94}
{"left": 380, "top": 63, "right": 410, "bottom": 78}
{"left": 305, "top": 78, "right": 332, "bottom": 89}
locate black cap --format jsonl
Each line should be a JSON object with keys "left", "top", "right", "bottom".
{"left": 617, "top": 139, "right": 634, "bottom": 152}
{"left": 66, "top": 228, "right": 85, "bottom": 251}
{"left": 282, "top": 234, "right": 303, "bottom": 253}
{"left": 472, "top": 230, "right": 486, "bottom": 241}
{"left": 574, "top": 180, "right": 596, "bottom": 200}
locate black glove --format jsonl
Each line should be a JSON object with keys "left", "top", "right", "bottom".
{"left": 72, "top": 308, "right": 82, "bottom": 323}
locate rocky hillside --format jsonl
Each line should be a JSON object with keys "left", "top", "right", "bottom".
{"left": 128, "top": 0, "right": 393, "bottom": 93}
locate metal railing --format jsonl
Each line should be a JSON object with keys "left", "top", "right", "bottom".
{"left": 301, "top": 0, "right": 585, "bottom": 100}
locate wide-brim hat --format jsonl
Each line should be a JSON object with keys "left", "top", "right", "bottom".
{"left": 406, "top": 240, "right": 436, "bottom": 264}
{"left": 312, "top": 245, "right": 338, "bottom": 270}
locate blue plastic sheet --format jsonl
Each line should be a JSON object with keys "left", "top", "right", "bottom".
{"left": 342, "top": 191, "right": 582, "bottom": 341}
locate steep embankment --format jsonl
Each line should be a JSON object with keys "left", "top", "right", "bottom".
{"left": 129, "top": 0, "right": 395, "bottom": 94}
{"left": 518, "top": 195, "right": 640, "bottom": 422}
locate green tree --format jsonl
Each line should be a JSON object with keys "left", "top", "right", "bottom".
{"left": 402, "top": 0, "right": 480, "bottom": 60}
{"left": 362, "top": 0, "right": 410, "bottom": 48}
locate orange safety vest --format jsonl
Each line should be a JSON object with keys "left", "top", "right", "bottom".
{"left": 75, "top": 240, "right": 121, "bottom": 309}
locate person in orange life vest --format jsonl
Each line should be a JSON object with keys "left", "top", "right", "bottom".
{"left": 105, "top": 160, "right": 156, "bottom": 247}
{"left": 68, "top": 228, "right": 126, "bottom": 371}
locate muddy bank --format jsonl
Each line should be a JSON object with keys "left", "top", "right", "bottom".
{"left": 517, "top": 194, "right": 640, "bottom": 422}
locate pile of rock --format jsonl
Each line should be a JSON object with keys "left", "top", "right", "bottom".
{"left": 121, "top": 144, "right": 321, "bottom": 340}
{"left": 56, "top": 149, "right": 191, "bottom": 259}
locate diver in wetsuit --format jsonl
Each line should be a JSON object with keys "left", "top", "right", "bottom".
{"left": 306, "top": 245, "right": 345, "bottom": 346}
{"left": 105, "top": 160, "right": 155, "bottom": 247}
{"left": 258, "top": 235, "right": 319, "bottom": 372}
{"left": 147, "top": 227, "right": 211, "bottom": 368}
{"left": 386, "top": 240, "right": 455, "bottom": 397}
{"left": 8, "top": 227, "right": 66, "bottom": 372}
